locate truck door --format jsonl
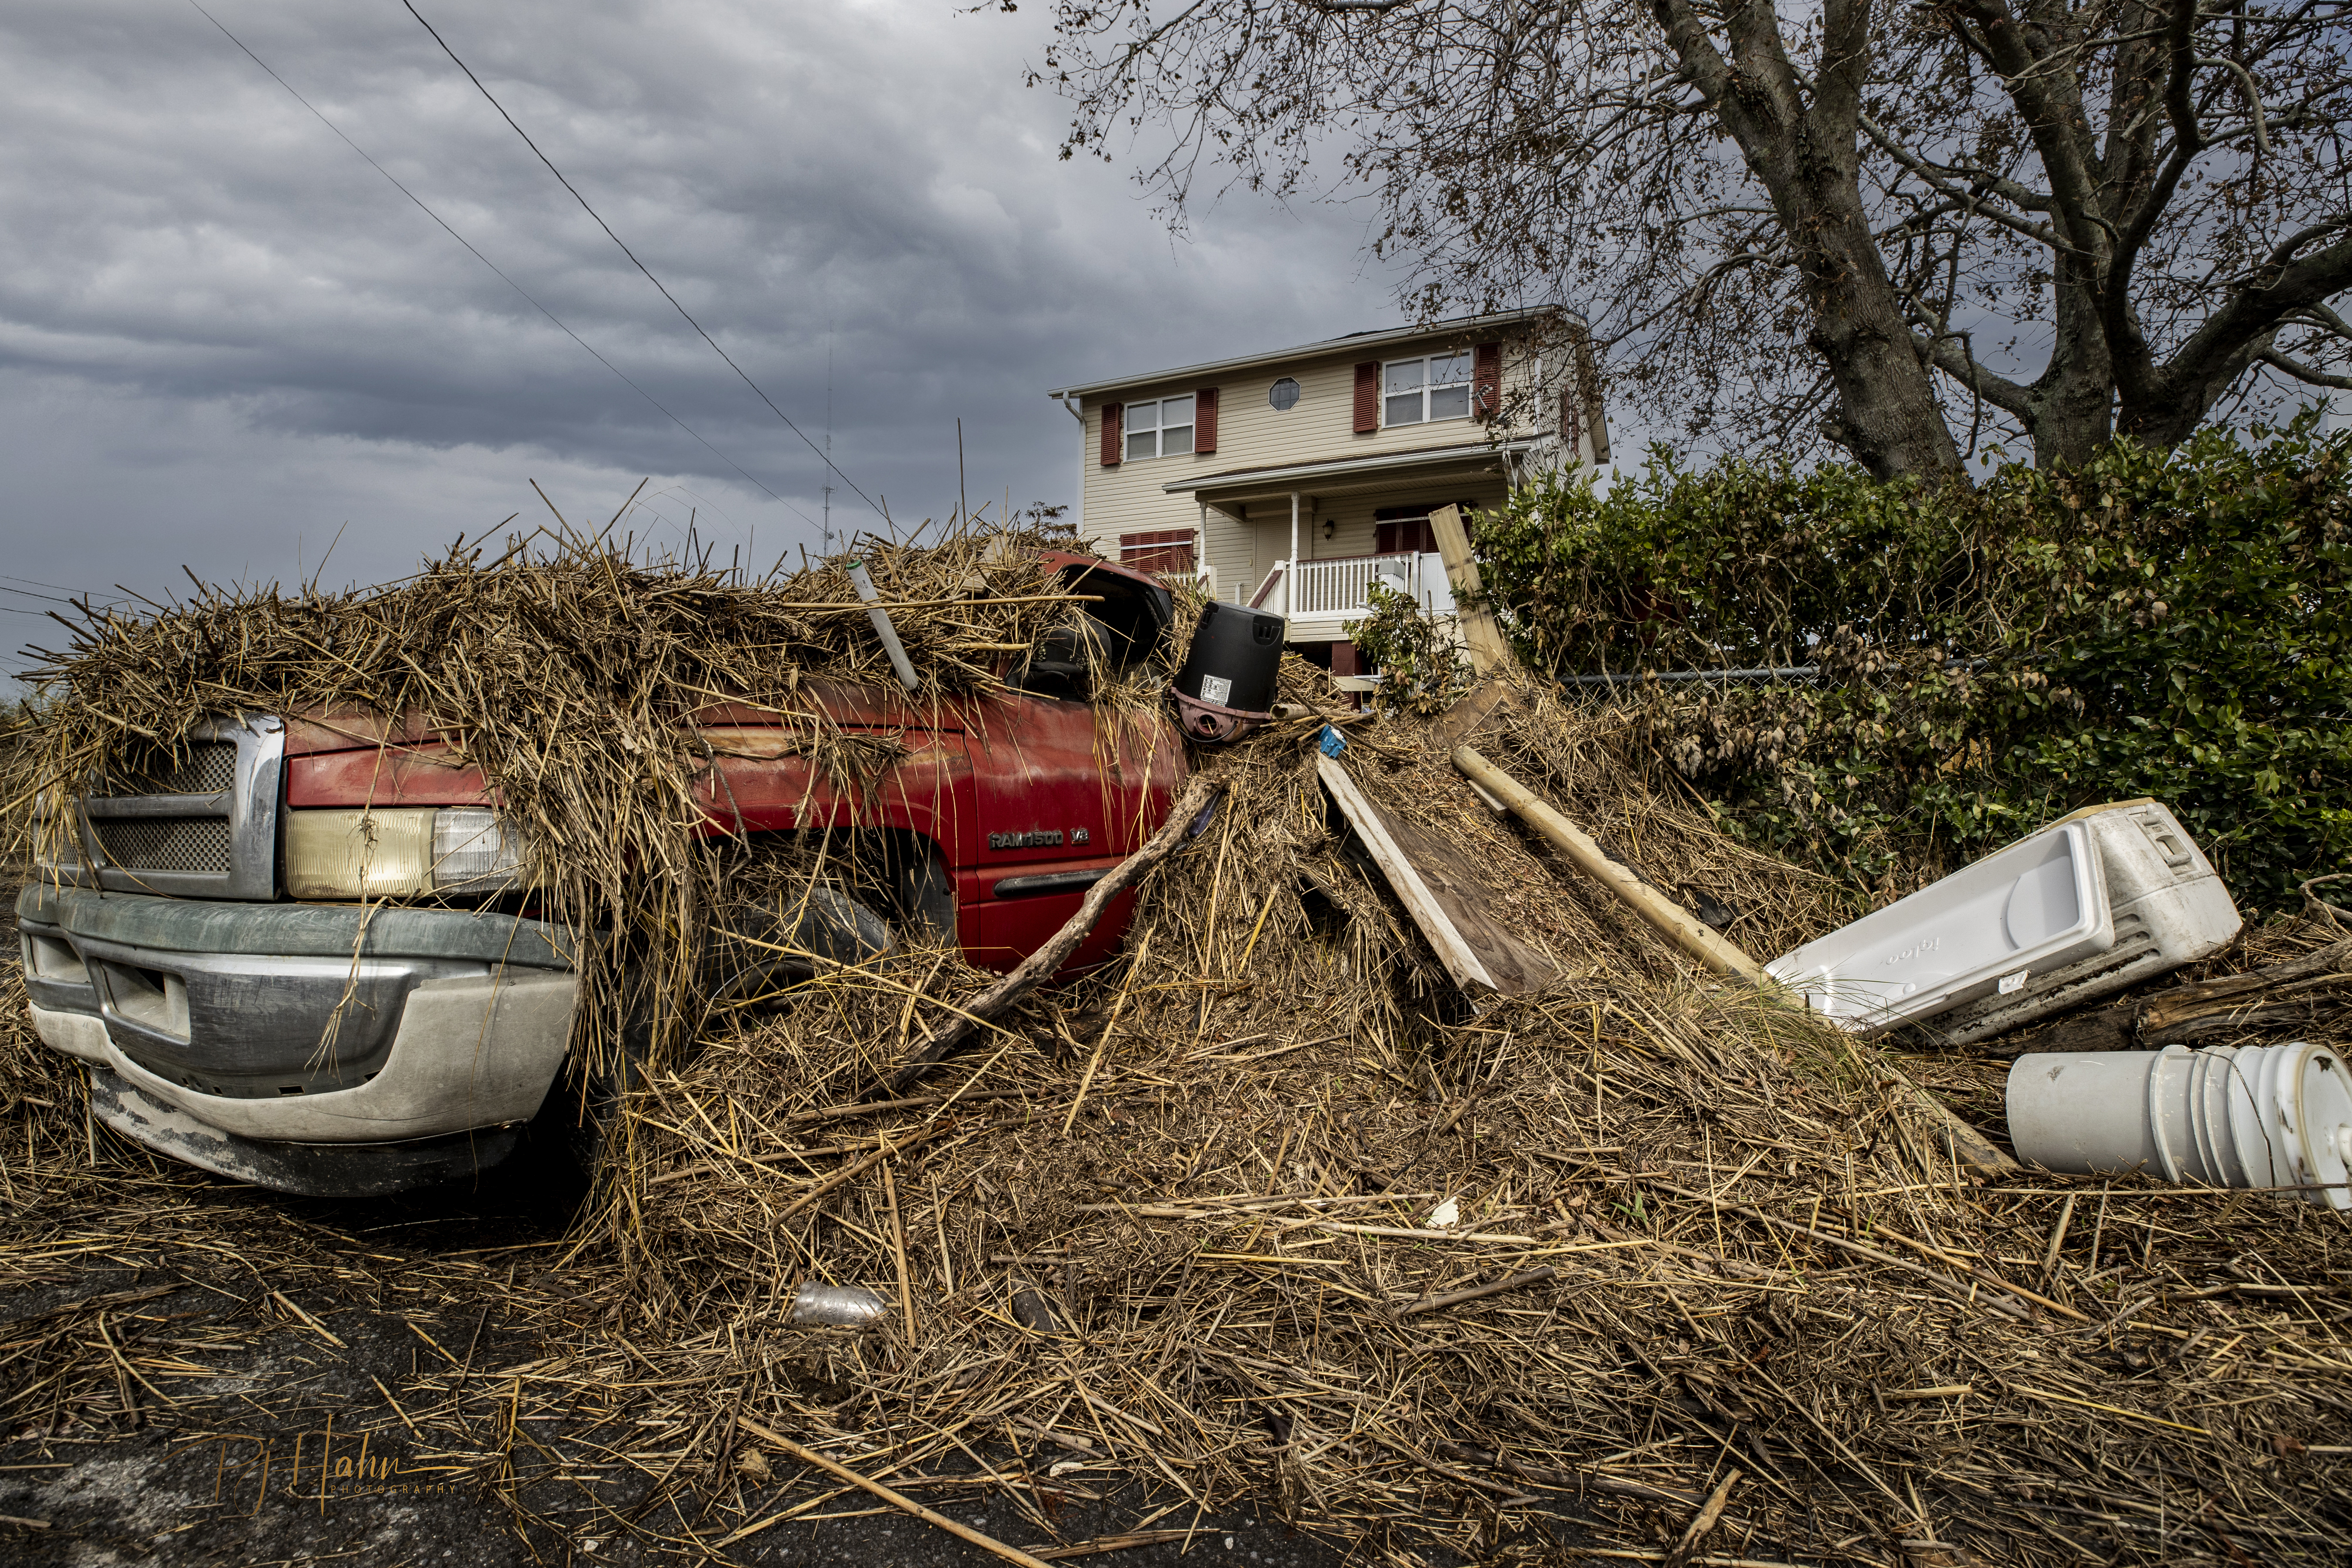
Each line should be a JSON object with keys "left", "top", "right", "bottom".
{"left": 693, "top": 690, "right": 980, "bottom": 940}
{"left": 962, "top": 691, "right": 1180, "bottom": 973}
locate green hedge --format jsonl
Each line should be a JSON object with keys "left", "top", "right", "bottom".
{"left": 1471, "top": 417, "right": 2352, "bottom": 914}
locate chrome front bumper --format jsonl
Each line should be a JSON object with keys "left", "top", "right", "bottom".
{"left": 18, "top": 884, "right": 578, "bottom": 1194}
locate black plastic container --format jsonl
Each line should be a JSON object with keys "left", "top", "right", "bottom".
{"left": 1169, "top": 602, "right": 1285, "bottom": 741}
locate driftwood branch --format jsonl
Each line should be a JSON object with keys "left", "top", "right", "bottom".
{"left": 1451, "top": 743, "right": 2014, "bottom": 1173}
{"left": 1663, "top": 1467, "right": 1742, "bottom": 1568}
{"left": 1397, "top": 1265, "right": 1557, "bottom": 1317}
{"left": 890, "top": 767, "right": 1222, "bottom": 1091}
{"left": 2001, "top": 937, "right": 2352, "bottom": 1056}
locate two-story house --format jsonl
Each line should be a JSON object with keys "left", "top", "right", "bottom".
{"left": 1046, "top": 309, "right": 1609, "bottom": 678}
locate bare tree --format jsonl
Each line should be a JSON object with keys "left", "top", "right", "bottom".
{"left": 1022, "top": 0, "right": 2352, "bottom": 477}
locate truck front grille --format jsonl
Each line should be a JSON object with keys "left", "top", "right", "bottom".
{"left": 101, "top": 743, "right": 239, "bottom": 799}
{"left": 95, "top": 818, "right": 236, "bottom": 876}
{"left": 61, "top": 717, "right": 284, "bottom": 900}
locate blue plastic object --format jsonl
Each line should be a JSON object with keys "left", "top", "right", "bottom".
{"left": 1317, "top": 724, "right": 1348, "bottom": 758}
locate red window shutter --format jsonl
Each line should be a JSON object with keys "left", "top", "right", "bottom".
{"left": 1474, "top": 343, "right": 1502, "bottom": 419}
{"left": 1100, "top": 403, "right": 1122, "bottom": 467}
{"left": 1352, "top": 363, "right": 1378, "bottom": 433}
{"left": 1119, "top": 530, "right": 1196, "bottom": 574}
{"left": 1194, "top": 386, "right": 1218, "bottom": 453}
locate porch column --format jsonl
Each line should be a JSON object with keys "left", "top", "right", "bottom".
{"left": 1196, "top": 501, "right": 1207, "bottom": 596}
{"left": 1289, "top": 490, "right": 1300, "bottom": 598}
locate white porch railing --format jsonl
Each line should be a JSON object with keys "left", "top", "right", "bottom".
{"left": 1157, "top": 565, "right": 1215, "bottom": 597}
{"left": 1249, "top": 553, "right": 1456, "bottom": 631}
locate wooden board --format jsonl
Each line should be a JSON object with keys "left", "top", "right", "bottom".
{"left": 1428, "top": 504, "right": 1514, "bottom": 675}
{"left": 1427, "top": 671, "right": 1516, "bottom": 755}
{"left": 1377, "top": 806, "right": 1561, "bottom": 996}
{"left": 1317, "top": 752, "right": 1557, "bottom": 997}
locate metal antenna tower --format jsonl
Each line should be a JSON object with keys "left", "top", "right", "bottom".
{"left": 821, "top": 336, "right": 835, "bottom": 556}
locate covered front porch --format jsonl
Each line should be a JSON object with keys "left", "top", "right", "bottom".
{"left": 1162, "top": 438, "right": 1537, "bottom": 655}
{"left": 1248, "top": 550, "right": 1456, "bottom": 644}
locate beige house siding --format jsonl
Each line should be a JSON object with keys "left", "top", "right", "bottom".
{"left": 1063, "top": 317, "right": 1600, "bottom": 627}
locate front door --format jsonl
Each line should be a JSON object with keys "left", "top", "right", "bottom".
{"left": 1250, "top": 511, "right": 1293, "bottom": 605}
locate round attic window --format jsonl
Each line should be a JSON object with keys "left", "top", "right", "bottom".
{"left": 1268, "top": 377, "right": 1302, "bottom": 411}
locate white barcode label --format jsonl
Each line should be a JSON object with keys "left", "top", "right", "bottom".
{"left": 1200, "top": 674, "right": 1233, "bottom": 706}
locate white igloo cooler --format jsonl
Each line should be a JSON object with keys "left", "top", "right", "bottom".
{"left": 1767, "top": 800, "right": 2240, "bottom": 1040}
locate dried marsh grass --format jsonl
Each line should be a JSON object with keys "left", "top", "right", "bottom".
{"left": 0, "top": 535, "right": 2347, "bottom": 1566}
{"left": 553, "top": 678, "right": 2349, "bottom": 1566}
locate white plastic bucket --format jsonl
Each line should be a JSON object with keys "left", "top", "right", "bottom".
{"left": 2006, "top": 1042, "right": 2352, "bottom": 1210}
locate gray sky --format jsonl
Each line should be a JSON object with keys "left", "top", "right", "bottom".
{"left": 0, "top": 0, "right": 1401, "bottom": 687}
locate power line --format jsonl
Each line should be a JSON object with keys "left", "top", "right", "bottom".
{"left": 0, "top": 573, "right": 101, "bottom": 598}
{"left": 184, "top": 0, "right": 818, "bottom": 531}
{"left": 0, "top": 582, "right": 129, "bottom": 614}
{"left": 0, "top": 583, "right": 86, "bottom": 608}
{"left": 401, "top": 2, "right": 888, "bottom": 522}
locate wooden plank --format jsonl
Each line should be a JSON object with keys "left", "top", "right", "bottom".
{"left": 1452, "top": 744, "right": 1765, "bottom": 983}
{"left": 1427, "top": 671, "right": 1515, "bottom": 754}
{"left": 1318, "top": 752, "right": 1556, "bottom": 996}
{"left": 1318, "top": 752, "right": 1494, "bottom": 991}
{"left": 1377, "top": 807, "right": 1559, "bottom": 995}
{"left": 1427, "top": 504, "right": 1513, "bottom": 675}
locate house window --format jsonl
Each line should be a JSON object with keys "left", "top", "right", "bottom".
{"left": 1124, "top": 395, "right": 1194, "bottom": 460}
{"left": 1374, "top": 501, "right": 1476, "bottom": 556}
{"left": 1119, "top": 530, "right": 1196, "bottom": 575}
{"left": 1383, "top": 353, "right": 1473, "bottom": 427}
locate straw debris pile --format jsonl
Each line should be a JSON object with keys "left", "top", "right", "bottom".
{"left": 534, "top": 676, "right": 2346, "bottom": 1566}
{"left": 1, "top": 526, "right": 2348, "bottom": 1566}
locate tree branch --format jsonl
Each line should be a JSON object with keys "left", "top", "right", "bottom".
{"left": 1856, "top": 107, "right": 2073, "bottom": 250}
{"left": 2165, "top": 230, "right": 2352, "bottom": 391}
{"left": 1920, "top": 333, "right": 2039, "bottom": 420}
{"left": 1947, "top": 0, "right": 2115, "bottom": 247}
{"left": 2290, "top": 299, "right": 2352, "bottom": 341}
{"left": 2193, "top": 55, "right": 2271, "bottom": 152}
{"left": 2257, "top": 348, "right": 2352, "bottom": 392}
{"left": 2270, "top": 219, "right": 2352, "bottom": 269}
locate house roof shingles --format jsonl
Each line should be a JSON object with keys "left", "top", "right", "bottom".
{"left": 1158, "top": 437, "right": 1544, "bottom": 496}
{"left": 1044, "top": 307, "right": 1572, "bottom": 402}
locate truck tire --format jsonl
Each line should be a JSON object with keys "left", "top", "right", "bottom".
{"left": 508, "top": 882, "right": 897, "bottom": 1194}
{"left": 704, "top": 881, "right": 897, "bottom": 1009}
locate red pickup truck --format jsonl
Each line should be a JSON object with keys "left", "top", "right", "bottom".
{"left": 16, "top": 555, "right": 1185, "bottom": 1195}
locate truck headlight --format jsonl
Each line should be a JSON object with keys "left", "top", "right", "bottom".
{"left": 430, "top": 808, "right": 527, "bottom": 889}
{"left": 284, "top": 808, "right": 528, "bottom": 900}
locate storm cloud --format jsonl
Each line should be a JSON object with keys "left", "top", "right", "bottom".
{"left": 0, "top": 0, "right": 1393, "bottom": 682}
